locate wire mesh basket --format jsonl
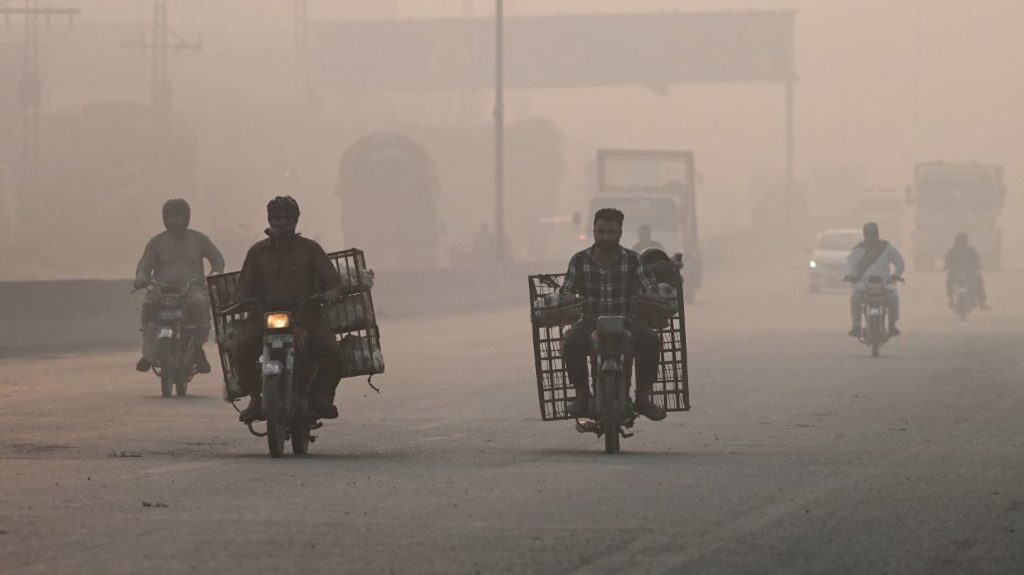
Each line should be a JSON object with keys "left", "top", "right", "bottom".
{"left": 208, "top": 247, "right": 384, "bottom": 401}
{"left": 528, "top": 273, "right": 690, "bottom": 421}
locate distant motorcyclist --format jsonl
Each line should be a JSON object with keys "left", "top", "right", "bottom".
{"left": 134, "top": 199, "right": 225, "bottom": 374}
{"left": 944, "top": 232, "right": 989, "bottom": 310}
{"left": 560, "top": 208, "right": 666, "bottom": 422}
{"left": 844, "top": 222, "right": 906, "bottom": 337}
{"left": 232, "top": 196, "right": 345, "bottom": 423}
{"left": 632, "top": 224, "right": 664, "bottom": 252}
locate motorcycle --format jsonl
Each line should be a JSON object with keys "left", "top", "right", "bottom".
{"left": 950, "top": 271, "right": 976, "bottom": 321}
{"left": 222, "top": 294, "right": 325, "bottom": 458}
{"left": 560, "top": 297, "right": 677, "bottom": 454}
{"left": 137, "top": 279, "right": 201, "bottom": 397}
{"left": 848, "top": 274, "right": 902, "bottom": 358}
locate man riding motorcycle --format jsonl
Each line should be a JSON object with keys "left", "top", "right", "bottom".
{"left": 632, "top": 224, "right": 664, "bottom": 252}
{"left": 844, "top": 222, "right": 906, "bottom": 337}
{"left": 944, "top": 232, "right": 989, "bottom": 310}
{"left": 134, "top": 199, "right": 225, "bottom": 374}
{"left": 232, "top": 196, "right": 345, "bottom": 423}
{"left": 560, "top": 208, "right": 666, "bottom": 422}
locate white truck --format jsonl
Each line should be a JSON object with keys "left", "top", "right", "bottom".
{"left": 589, "top": 149, "right": 701, "bottom": 300}
{"left": 908, "top": 162, "right": 1006, "bottom": 270}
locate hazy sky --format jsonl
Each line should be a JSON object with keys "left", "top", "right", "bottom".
{"left": 3, "top": 1, "right": 1022, "bottom": 275}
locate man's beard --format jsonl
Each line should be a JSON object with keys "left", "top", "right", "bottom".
{"left": 595, "top": 239, "right": 617, "bottom": 252}
{"left": 265, "top": 224, "right": 297, "bottom": 239}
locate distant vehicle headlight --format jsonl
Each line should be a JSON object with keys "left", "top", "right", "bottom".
{"left": 809, "top": 260, "right": 817, "bottom": 269}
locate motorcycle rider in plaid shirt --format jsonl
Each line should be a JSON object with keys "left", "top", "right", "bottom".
{"left": 559, "top": 208, "right": 667, "bottom": 421}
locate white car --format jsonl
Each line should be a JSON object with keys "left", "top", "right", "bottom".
{"left": 808, "top": 229, "right": 863, "bottom": 292}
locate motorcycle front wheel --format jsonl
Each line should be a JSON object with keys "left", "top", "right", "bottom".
{"left": 600, "top": 371, "right": 621, "bottom": 455}
{"left": 267, "top": 416, "right": 286, "bottom": 458}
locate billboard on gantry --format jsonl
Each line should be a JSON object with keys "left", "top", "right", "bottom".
{"left": 313, "top": 11, "right": 795, "bottom": 91}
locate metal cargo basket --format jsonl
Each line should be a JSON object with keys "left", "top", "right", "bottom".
{"left": 528, "top": 273, "right": 690, "bottom": 421}
{"left": 208, "top": 248, "right": 384, "bottom": 401}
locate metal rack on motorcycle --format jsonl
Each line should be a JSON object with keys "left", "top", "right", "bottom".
{"left": 528, "top": 273, "right": 690, "bottom": 421}
{"left": 324, "top": 248, "right": 385, "bottom": 380}
{"left": 207, "top": 247, "right": 384, "bottom": 402}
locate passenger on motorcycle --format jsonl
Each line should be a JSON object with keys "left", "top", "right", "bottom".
{"left": 233, "top": 196, "right": 345, "bottom": 423}
{"left": 944, "top": 232, "right": 989, "bottom": 310}
{"left": 844, "top": 222, "right": 906, "bottom": 337}
{"left": 560, "top": 208, "right": 667, "bottom": 422}
{"left": 134, "top": 199, "right": 225, "bottom": 374}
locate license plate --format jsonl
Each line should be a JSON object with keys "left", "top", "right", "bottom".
{"left": 868, "top": 308, "right": 882, "bottom": 316}
{"left": 158, "top": 327, "right": 175, "bottom": 338}
{"left": 159, "top": 310, "right": 181, "bottom": 320}
{"left": 267, "top": 334, "right": 293, "bottom": 348}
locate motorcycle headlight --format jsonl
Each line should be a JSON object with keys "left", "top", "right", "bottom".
{"left": 809, "top": 260, "right": 817, "bottom": 269}
{"left": 265, "top": 313, "right": 291, "bottom": 330}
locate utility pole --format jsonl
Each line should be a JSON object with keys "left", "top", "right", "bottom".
{"left": 493, "top": 0, "right": 505, "bottom": 262}
{"left": 125, "top": 0, "right": 201, "bottom": 133}
{"left": 290, "top": 0, "right": 310, "bottom": 192}
{"left": 0, "top": 0, "right": 78, "bottom": 246}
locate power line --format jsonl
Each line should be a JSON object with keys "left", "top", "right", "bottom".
{"left": 0, "top": 0, "right": 77, "bottom": 245}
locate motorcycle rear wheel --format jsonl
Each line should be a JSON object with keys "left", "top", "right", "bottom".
{"left": 267, "top": 417, "right": 286, "bottom": 458}
{"left": 291, "top": 427, "right": 310, "bottom": 455}
{"left": 175, "top": 378, "right": 188, "bottom": 397}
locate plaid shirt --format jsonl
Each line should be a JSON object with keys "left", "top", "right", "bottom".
{"left": 560, "top": 246, "right": 657, "bottom": 316}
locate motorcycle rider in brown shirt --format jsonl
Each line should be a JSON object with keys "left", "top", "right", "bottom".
{"left": 233, "top": 196, "right": 345, "bottom": 423}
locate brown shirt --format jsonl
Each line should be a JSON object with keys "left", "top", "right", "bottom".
{"left": 237, "top": 234, "right": 342, "bottom": 305}
{"left": 136, "top": 230, "right": 225, "bottom": 286}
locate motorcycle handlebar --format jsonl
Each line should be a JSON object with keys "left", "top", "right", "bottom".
{"left": 221, "top": 294, "right": 327, "bottom": 317}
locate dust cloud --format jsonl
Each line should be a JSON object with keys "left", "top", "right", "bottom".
{"left": 0, "top": 0, "right": 1021, "bottom": 280}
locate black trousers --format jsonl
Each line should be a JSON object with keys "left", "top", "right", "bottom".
{"left": 232, "top": 317, "right": 343, "bottom": 400}
{"left": 946, "top": 271, "right": 987, "bottom": 303}
{"left": 563, "top": 318, "right": 661, "bottom": 396}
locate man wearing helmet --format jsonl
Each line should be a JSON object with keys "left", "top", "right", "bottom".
{"left": 232, "top": 196, "right": 345, "bottom": 423}
{"left": 134, "top": 199, "right": 225, "bottom": 374}
{"left": 844, "top": 222, "right": 906, "bottom": 337}
{"left": 943, "top": 232, "right": 989, "bottom": 310}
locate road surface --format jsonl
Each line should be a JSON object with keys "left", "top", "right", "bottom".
{"left": 1, "top": 265, "right": 1022, "bottom": 574}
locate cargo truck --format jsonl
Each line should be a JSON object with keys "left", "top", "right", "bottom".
{"left": 908, "top": 162, "right": 1005, "bottom": 270}
{"left": 589, "top": 149, "right": 701, "bottom": 301}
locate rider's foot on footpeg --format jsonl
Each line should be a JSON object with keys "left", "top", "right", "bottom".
{"left": 239, "top": 397, "right": 263, "bottom": 423}
{"left": 136, "top": 358, "right": 151, "bottom": 372}
{"left": 311, "top": 396, "right": 339, "bottom": 419}
{"left": 635, "top": 399, "right": 667, "bottom": 421}
{"left": 888, "top": 326, "right": 901, "bottom": 336}
{"left": 568, "top": 396, "right": 590, "bottom": 418}
{"left": 847, "top": 328, "right": 861, "bottom": 337}
{"left": 194, "top": 350, "right": 212, "bottom": 374}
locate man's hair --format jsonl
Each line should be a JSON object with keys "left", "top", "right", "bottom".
{"left": 267, "top": 196, "right": 301, "bottom": 218}
{"left": 594, "top": 208, "right": 624, "bottom": 226}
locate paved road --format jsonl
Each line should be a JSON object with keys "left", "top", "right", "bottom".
{"left": 1, "top": 266, "right": 1022, "bottom": 574}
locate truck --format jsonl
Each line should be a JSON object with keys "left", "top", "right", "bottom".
{"left": 908, "top": 162, "right": 1006, "bottom": 270}
{"left": 590, "top": 149, "right": 701, "bottom": 301}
